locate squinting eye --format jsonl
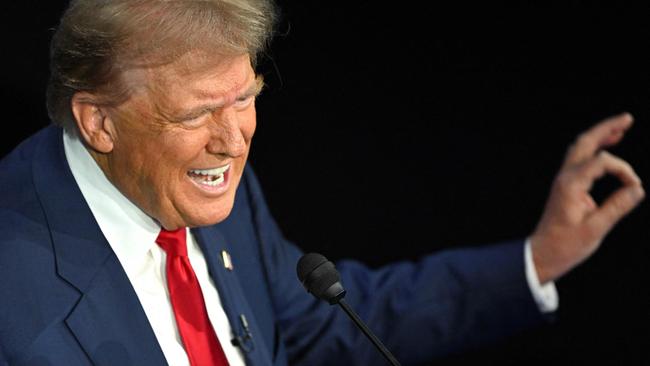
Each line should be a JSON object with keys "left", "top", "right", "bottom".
{"left": 178, "top": 113, "right": 209, "bottom": 128}
{"left": 235, "top": 95, "right": 255, "bottom": 108}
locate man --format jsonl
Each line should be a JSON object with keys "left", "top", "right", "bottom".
{"left": 0, "top": 0, "right": 644, "bottom": 365}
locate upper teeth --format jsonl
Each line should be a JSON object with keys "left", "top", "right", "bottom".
{"left": 189, "top": 164, "right": 230, "bottom": 176}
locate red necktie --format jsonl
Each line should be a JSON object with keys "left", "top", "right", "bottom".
{"left": 156, "top": 228, "right": 230, "bottom": 366}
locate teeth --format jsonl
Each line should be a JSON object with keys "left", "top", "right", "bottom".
{"left": 188, "top": 164, "right": 230, "bottom": 187}
{"left": 189, "top": 164, "right": 230, "bottom": 176}
{"left": 202, "top": 174, "right": 225, "bottom": 186}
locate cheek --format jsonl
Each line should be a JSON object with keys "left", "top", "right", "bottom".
{"left": 159, "top": 127, "right": 211, "bottom": 159}
{"left": 111, "top": 136, "right": 151, "bottom": 173}
{"left": 122, "top": 132, "right": 210, "bottom": 191}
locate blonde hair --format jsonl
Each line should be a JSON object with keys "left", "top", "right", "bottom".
{"left": 46, "top": 0, "right": 277, "bottom": 131}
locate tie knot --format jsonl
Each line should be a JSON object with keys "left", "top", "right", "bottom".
{"left": 156, "top": 227, "right": 187, "bottom": 257}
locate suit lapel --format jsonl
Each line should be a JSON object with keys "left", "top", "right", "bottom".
{"left": 63, "top": 252, "right": 168, "bottom": 366}
{"left": 32, "top": 127, "right": 167, "bottom": 366}
{"left": 193, "top": 226, "right": 274, "bottom": 366}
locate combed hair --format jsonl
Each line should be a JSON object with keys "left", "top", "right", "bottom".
{"left": 47, "top": 0, "right": 277, "bottom": 131}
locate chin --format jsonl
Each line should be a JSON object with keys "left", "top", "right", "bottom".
{"left": 185, "top": 199, "right": 236, "bottom": 228}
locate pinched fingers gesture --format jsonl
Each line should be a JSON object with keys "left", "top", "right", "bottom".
{"left": 530, "top": 113, "right": 645, "bottom": 283}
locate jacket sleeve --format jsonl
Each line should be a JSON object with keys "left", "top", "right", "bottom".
{"left": 242, "top": 167, "right": 547, "bottom": 366}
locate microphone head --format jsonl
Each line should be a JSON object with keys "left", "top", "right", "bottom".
{"left": 297, "top": 253, "right": 346, "bottom": 304}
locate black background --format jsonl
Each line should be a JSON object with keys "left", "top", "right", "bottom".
{"left": 2, "top": 2, "right": 649, "bottom": 365}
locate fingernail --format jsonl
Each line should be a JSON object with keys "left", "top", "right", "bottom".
{"left": 622, "top": 112, "right": 634, "bottom": 123}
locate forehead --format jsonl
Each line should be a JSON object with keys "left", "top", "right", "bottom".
{"left": 133, "top": 52, "right": 255, "bottom": 101}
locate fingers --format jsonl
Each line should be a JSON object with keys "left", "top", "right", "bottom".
{"left": 588, "top": 184, "right": 645, "bottom": 236}
{"left": 573, "top": 151, "right": 642, "bottom": 191}
{"left": 530, "top": 113, "right": 642, "bottom": 283}
{"left": 570, "top": 151, "right": 645, "bottom": 235}
{"left": 564, "top": 112, "right": 634, "bottom": 168}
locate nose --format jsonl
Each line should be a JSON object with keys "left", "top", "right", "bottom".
{"left": 206, "top": 107, "right": 247, "bottom": 158}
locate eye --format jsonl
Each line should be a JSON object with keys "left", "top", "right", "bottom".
{"left": 177, "top": 112, "right": 210, "bottom": 128}
{"left": 234, "top": 95, "right": 255, "bottom": 109}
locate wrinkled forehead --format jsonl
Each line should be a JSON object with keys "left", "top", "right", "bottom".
{"left": 125, "top": 51, "right": 255, "bottom": 100}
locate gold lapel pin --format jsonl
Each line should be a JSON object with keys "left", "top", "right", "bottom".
{"left": 221, "top": 250, "right": 234, "bottom": 271}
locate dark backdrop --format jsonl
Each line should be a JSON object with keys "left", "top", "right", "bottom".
{"left": 1, "top": 2, "right": 648, "bottom": 365}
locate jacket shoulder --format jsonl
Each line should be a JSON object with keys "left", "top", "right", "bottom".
{"left": 0, "top": 127, "right": 60, "bottom": 210}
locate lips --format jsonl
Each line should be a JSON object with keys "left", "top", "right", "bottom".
{"left": 187, "top": 163, "right": 230, "bottom": 187}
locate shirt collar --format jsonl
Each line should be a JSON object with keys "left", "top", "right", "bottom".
{"left": 63, "top": 130, "right": 161, "bottom": 276}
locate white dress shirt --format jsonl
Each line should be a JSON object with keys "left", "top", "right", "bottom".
{"left": 524, "top": 239, "right": 559, "bottom": 312}
{"left": 63, "top": 129, "right": 558, "bottom": 365}
{"left": 63, "top": 131, "right": 246, "bottom": 366}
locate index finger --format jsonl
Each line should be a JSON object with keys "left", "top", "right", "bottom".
{"left": 563, "top": 112, "right": 634, "bottom": 168}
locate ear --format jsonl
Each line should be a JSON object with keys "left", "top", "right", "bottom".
{"left": 71, "top": 92, "right": 115, "bottom": 153}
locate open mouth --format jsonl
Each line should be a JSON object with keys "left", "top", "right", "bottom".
{"left": 187, "top": 163, "right": 230, "bottom": 187}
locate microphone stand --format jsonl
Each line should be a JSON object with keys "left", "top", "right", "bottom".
{"left": 338, "top": 299, "right": 402, "bottom": 366}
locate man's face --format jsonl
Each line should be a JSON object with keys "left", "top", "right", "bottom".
{"left": 98, "top": 53, "right": 260, "bottom": 229}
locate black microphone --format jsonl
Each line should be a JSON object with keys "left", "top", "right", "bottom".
{"left": 297, "top": 253, "right": 402, "bottom": 366}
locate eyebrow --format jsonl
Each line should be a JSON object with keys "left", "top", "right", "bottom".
{"left": 173, "top": 75, "right": 264, "bottom": 121}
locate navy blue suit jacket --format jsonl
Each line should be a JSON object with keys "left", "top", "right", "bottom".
{"left": 0, "top": 126, "right": 546, "bottom": 365}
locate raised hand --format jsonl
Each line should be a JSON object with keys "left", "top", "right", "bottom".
{"left": 530, "top": 113, "right": 645, "bottom": 284}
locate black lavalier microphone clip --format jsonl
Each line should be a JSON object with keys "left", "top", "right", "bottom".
{"left": 231, "top": 314, "right": 255, "bottom": 353}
